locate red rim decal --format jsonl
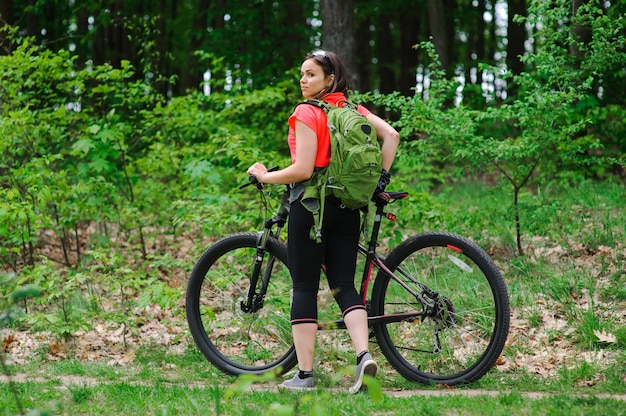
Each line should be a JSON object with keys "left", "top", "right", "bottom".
{"left": 446, "top": 244, "right": 463, "bottom": 253}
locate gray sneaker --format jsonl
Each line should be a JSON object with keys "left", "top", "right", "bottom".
{"left": 280, "top": 373, "right": 315, "bottom": 391}
{"left": 348, "top": 353, "right": 377, "bottom": 394}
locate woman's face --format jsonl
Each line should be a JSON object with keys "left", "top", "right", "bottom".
{"left": 299, "top": 58, "right": 333, "bottom": 99}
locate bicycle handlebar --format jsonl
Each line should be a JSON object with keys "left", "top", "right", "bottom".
{"left": 240, "top": 165, "right": 280, "bottom": 190}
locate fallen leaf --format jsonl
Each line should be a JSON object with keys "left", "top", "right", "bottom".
{"left": 49, "top": 341, "right": 62, "bottom": 356}
{"left": 3, "top": 334, "right": 17, "bottom": 352}
{"left": 593, "top": 330, "right": 617, "bottom": 343}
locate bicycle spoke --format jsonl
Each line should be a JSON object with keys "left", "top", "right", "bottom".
{"left": 203, "top": 253, "right": 291, "bottom": 359}
{"left": 186, "top": 233, "right": 297, "bottom": 375}
{"left": 372, "top": 232, "right": 509, "bottom": 385}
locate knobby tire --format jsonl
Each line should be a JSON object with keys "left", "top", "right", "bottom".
{"left": 185, "top": 232, "right": 297, "bottom": 376}
{"left": 371, "top": 232, "right": 510, "bottom": 385}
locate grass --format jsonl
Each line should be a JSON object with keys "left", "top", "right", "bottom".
{"left": 2, "top": 338, "right": 625, "bottom": 415}
{"left": 2, "top": 386, "right": 625, "bottom": 416}
{"left": 2, "top": 178, "right": 626, "bottom": 415}
{"left": 1, "top": 345, "right": 625, "bottom": 416}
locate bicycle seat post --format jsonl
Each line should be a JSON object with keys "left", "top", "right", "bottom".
{"left": 366, "top": 192, "right": 408, "bottom": 254}
{"left": 365, "top": 199, "right": 387, "bottom": 254}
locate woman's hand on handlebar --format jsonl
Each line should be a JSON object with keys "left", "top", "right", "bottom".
{"left": 241, "top": 164, "right": 279, "bottom": 189}
{"left": 247, "top": 162, "right": 268, "bottom": 184}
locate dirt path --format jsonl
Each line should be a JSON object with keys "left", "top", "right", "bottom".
{"left": 2, "top": 373, "right": 625, "bottom": 401}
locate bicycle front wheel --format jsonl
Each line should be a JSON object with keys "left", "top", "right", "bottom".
{"left": 372, "top": 232, "right": 510, "bottom": 385}
{"left": 185, "top": 232, "right": 297, "bottom": 376}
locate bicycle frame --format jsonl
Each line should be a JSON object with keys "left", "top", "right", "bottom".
{"left": 187, "top": 176, "right": 509, "bottom": 384}
{"left": 241, "top": 183, "right": 432, "bottom": 332}
{"left": 317, "top": 192, "right": 437, "bottom": 331}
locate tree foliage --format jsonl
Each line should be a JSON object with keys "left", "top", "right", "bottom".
{"left": 0, "top": 0, "right": 567, "bottom": 101}
{"left": 0, "top": 0, "right": 625, "bottom": 341}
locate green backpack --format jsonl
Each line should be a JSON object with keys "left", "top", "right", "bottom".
{"left": 299, "top": 98, "right": 382, "bottom": 243}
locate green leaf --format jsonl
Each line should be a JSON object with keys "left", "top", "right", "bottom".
{"left": 224, "top": 374, "right": 258, "bottom": 398}
{"left": 90, "top": 158, "right": 112, "bottom": 173}
{"left": 9, "top": 285, "right": 42, "bottom": 303}
{"left": 72, "top": 138, "right": 95, "bottom": 154}
{"left": 363, "top": 375, "right": 383, "bottom": 401}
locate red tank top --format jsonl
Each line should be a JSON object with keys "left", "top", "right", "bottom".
{"left": 287, "top": 92, "right": 371, "bottom": 168}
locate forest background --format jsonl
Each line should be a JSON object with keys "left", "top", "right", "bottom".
{"left": 0, "top": 1, "right": 625, "bottom": 412}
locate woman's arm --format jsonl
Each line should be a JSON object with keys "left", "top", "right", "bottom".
{"left": 247, "top": 120, "right": 317, "bottom": 184}
{"left": 366, "top": 113, "right": 400, "bottom": 171}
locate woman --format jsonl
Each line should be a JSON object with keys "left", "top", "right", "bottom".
{"left": 247, "top": 50, "right": 399, "bottom": 393}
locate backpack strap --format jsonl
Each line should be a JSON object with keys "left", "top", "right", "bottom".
{"left": 301, "top": 171, "right": 327, "bottom": 243}
{"left": 297, "top": 99, "right": 332, "bottom": 243}
{"left": 301, "top": 98, "right": 331, "bottom": 112}
{"left": 298, "top": 98, "right": 359, "bottom": 243}
{"left": 302, "top": 98, "right": 357, "bottom": 110}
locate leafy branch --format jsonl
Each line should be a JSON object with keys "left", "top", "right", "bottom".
{"left": 1, "top": 283, "right": 43, "bottom": 416}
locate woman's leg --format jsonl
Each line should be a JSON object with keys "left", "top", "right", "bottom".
{"left": 322, "top": 201, "right": 368, "bottom": 354}
{"left": 287, "top": 199, "right": 325, "bottom": 372}
{"left": 343, "top": 308, "right": 369, "bottom": 354}
{"left": 323, "top": 202, "right": 376, "bottom": 392}
{"left": 291, "top": 323, "right": 318, "bottom": 371}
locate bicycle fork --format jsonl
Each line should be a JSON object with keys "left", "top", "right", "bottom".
{"left": 240, "top": 194, "right": 290, "bottom": 314}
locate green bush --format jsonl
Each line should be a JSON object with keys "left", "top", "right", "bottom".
{"left": 1, "top": 8, "right": 625, "bottom": 343}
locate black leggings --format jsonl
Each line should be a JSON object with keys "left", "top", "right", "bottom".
{"left": 288, "top": 197, "right": 365, "bottom": 325}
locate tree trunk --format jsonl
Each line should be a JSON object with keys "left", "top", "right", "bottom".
{"left": 427, "top": 0, "right": 451, "bottom": 75}
{"left": 75, "top": 3, "right": 90, "bottom": 66}
{"left": 355, "top": 13, "right": 371, "bottom": 92}
{"left": 399, "top": 13, "right": 420, "bottom": 96}
{"left": 0, "top": 0, "right": 14, "bottom": 54}
{"left": 179, "top": 0, "right": 210, "bottom": 94}
{"left": 91, "top": 8, "right": 105, "bottom": 65}
{"left": 109, "top": 1, "right": 124, "bottom": 68}
{"left": 475, "top": 0, "right": 486, "bottom": 86}
{"left": 91, "top": 2, "right": 126, "bottom": 68}
{"left": 285, "top": 1, "right": 307, "bottom": 70}
{"left": 485, "top": 0, "right": 499, "bottom": 100}
{"left": 320, "top": 0, "right": 359, "bottom": 91}
{"left": 158, "top": 0, "right": 177, "bottom": 97}
{"left": 377, "top": 15, "right": 395, "bottom": 94}
{"left": 209, "top": 0, "right": 226, "bottom": 94}
{"left": 506, "top": 0, "right": 527, "bottom": 98}
{"left": 463, "top": 1, "right": 487, "bottom": 87}
{"left": 570, "top": 0, "right": 592, "bottom": 62}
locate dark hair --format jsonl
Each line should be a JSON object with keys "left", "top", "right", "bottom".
{"left": 305, "top": 50, "right": 350, "bottom": 97}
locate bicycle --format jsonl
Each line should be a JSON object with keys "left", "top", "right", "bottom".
{"left": 186, "top": 173, "right": 510, "bottom": 386}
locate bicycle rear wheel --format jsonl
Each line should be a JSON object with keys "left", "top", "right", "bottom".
{"left": 186, "top": 232, "right": 297, "bottom": 375}
{"left": 371, "top": 232, "right": 509, "bottom": 385}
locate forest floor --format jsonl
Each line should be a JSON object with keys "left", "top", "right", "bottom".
{"left": 2, "top": 235, "right": 625, "bottom": 401}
